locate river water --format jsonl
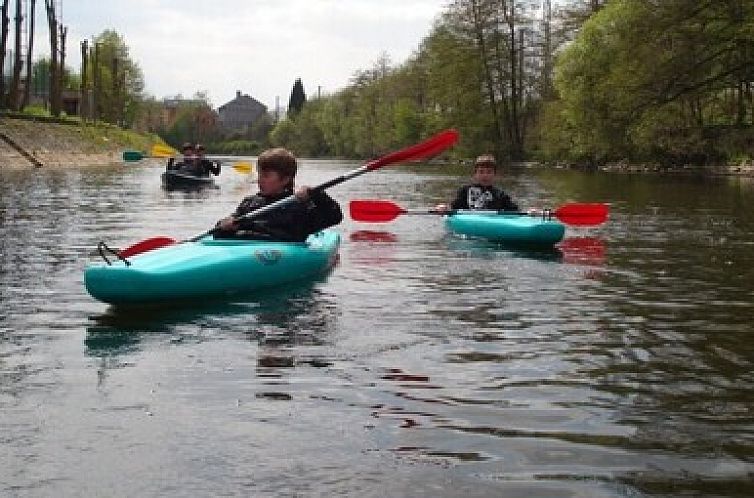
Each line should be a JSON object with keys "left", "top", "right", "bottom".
{"left": 1, "top": 159, "right": 753, "bottom": 497}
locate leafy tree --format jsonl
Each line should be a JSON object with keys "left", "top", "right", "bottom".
{"left": 549, "top": 0, "right": 754, "bottom": 164}
{"left": 288, "top": 78, "right": 306, "bottom": 116}
{"left": 87, "top": 30, "right": 144, "bottom": 126}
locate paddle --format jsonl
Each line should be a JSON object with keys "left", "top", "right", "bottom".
{"left": 348, "top": 199, "right": 609, "bottom": 226}
{"left": 122, "top": 148, "right": 254, "bottom": 174}
{"left": 117, "top": 129, "right": 460, "bottom": 257}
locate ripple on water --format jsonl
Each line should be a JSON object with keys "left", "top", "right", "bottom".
{"left": 2, "top": 165, "right": 754, "bottom": 496}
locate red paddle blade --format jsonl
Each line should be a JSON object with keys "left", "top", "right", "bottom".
{"left": 118, "top": 236, "right": 177, "bottom": 258}
{"left": 366, "top": 129, "right": 459, "bottom": 171}
{"left": 349, "top": 200, "right": 405, "bottom": 222}
{"left": 554, "top": 203, "right": 609, "bottom": 226}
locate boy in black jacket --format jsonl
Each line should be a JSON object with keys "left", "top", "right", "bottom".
{"left": 214, "top": 148, "right": 342, "bottom": 242}
{"left": 435, "top": 154, "right": 519, "bottom": 212}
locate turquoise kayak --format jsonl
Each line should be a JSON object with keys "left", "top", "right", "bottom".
{"left": 445, "top": 213, "right": 565, "bottom": 247}
{"left": 85, "top": 230, "right": 340, "bottom": 305}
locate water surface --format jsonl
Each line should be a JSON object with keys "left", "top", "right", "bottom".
{"left": 1, "top": 160, "right": 753, "bottom": 497}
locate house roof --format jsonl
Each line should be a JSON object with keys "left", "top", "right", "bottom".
{"left": 218, "top": 91, "right": 267, "bottom": 112}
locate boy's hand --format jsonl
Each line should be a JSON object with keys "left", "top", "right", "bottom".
{"left": 433, "top": 203, "right": 450, "bottom": 213}
{"left": 218, "top": 216, "right": 238, "bottom": 230}
{"left": 295, "top": 186, "right": 311, "bottom": 201}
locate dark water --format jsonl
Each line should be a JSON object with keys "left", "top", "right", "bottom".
{"left": 1, "top": 160, "right": 753, "bottom": 497}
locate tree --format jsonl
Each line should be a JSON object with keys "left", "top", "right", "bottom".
{"left": 549, "top": 0, "right": 754, "bottom": 164}
{"left": 20, "top": 0, "right": 35, "bottom": 109}
{"left": 44, "top": 0, "right": 64, "bottom": 116}
{"left": 86, "top": 30, "right": 145, "bottom": 126}
{"left": 288, "top": 78, "right": 306, "bottom": 116}
{"left": 0, "top": 0, "right": 9, "bottom": 108}
{"left": 8, "top": 0, "right": 22, "bottom": 109}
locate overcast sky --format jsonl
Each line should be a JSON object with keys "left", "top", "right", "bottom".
{"left": 39, "top": 0, "right": 448, "bottom": 110}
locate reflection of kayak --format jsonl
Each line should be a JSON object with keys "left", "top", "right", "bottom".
{"left": 161, "top": 170, "right": 215, "bottom": 189}
{"left": 445, "top": 213, "right": 565, "bottom": 247}
{"left": 85, "top": 230, "right": 340, "bottom": 305}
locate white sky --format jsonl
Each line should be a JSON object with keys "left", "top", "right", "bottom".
{"left": 32, "top": 0, "right": 448, "bottom": 110}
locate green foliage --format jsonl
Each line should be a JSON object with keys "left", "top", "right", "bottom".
{"left": 155, "top": 98, "right": 221, "bottom": 147}
{"left": 257, "top": 0, "right": 753, "bottom": 166}
{"left": 20, "top": 104, "right": 51, "bottom": 117}
{"left": 547, "top": 0, "right": 754, "bottom": 164}
{"left": 88, "top": 30, "right": 145, "bottom": 127}
{"left": 288, "top": 78, "right": 307, "bottom": 116}
{"left": 207, "top": 140, "right": 261, "bottom": 155}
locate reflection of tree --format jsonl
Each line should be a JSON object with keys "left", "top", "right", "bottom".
{"left": 0, "top": 168, "right": 133, "bottom": 290}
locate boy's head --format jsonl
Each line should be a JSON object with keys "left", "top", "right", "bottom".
{"left": 473, "top": 154, "right": 497, "bottom": 186}
{"left": 182, "top": 142, "right": 195, "bottom": 155}
{"left": 257, "top": 148, "right": 297, "bottom": 195}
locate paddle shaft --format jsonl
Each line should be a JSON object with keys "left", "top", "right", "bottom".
{"left": 349, "top": 199, "right": 608, "bottom": 226}
{"left": 123, "top": 150, "right": 253, "bottom": 162}
{"left": 190, "top": 165, "right": 373, "bottom": 241}
{"left": 195, "top": 130, "right": 460, "bottom": 238}
{"left": 400, "top": 208, "right": 547, "bottom": 217}
{"left": 117, "top": 129, "right": 460, "bottom": 256}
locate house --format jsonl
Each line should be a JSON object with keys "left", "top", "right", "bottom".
{"left": 218, "top": 90, "right": 267, "bottom": 132}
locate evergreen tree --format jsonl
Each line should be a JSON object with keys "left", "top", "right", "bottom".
{"left": 288, "top": 78, "right": 306, "bottom": 116}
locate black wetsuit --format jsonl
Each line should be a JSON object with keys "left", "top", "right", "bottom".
{"left": 214, "top": 187, "right": 343, "bottom": 242}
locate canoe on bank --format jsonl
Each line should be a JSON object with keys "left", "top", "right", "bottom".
{"left": 85, "top": 230, "right": 341, "bottom": 305}
{"left": 445, "top": 213, "right": 565, "bottom": 247}
{"left": 161, "top": 170, "right": 215, "bottom": 189}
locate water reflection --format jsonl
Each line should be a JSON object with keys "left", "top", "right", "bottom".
{"left": 3, "top": 163, "right": 754, "bottom": 497}
{"left": 85, "top": 278, "right": 337, "bottom": 356}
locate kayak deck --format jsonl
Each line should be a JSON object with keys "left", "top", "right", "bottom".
{"left": 85, "top": 230, "right": 340, "bottom": 305}
{"left": 445, "top": 213, "right": 565, "bottom": 247}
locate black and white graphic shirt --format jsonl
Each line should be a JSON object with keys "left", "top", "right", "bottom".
{"left": 450, "top": 184, "right": 519, "bottom": 211}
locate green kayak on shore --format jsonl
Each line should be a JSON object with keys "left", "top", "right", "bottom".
{"left": 445, "top": 213, "right": 565, "bottom": 247}
{"left": 85, "top": 230, "right": 340, "bottom": 305}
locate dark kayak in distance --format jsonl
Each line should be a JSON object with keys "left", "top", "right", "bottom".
{"left": 161, "top": 170, "right": 216, "bottom": 190}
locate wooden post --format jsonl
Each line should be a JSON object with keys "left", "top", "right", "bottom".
{"left": 0, "top": 0, "right": 9, "bottom": 109}
{"left": 55, "top": 24, "right": 65, "bottom": 114}
{"left": 111, "top": 54, "right": 118, "bottom": 124}
{"left": 44, "top": 0, "right": 59, "bottom": 116}
{"left": 8, "top": 0, "right": 23, "bottom": 109}
{"left": 80, "top": 38, "right": 87, "bottom": 119}
{"left": 21, "top": 0, "right": 35, "bottom": 110}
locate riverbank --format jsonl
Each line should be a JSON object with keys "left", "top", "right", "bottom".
{"left": 539, "top": 158, "right": 754, "bottom": 177}
{"left": 0, "top": 115, "right": 159, "bottom": 169}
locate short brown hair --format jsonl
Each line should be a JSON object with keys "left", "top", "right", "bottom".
{"left": 474, "top": 154, "right": 497, "bottom": 170}
{"left": 257, "top": 148, "right": 297, "bottom": 179}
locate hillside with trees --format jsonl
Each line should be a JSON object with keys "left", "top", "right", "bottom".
{"left": 268, "top": 0, "right": 752, "bottom": 167}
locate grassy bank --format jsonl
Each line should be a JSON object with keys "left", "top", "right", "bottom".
{"left": 0, "top": 114, "right": 162, "bottom": 168}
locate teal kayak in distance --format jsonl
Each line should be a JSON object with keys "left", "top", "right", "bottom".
{"left": 85, "top": 230, "right": 340, "bottom": 305}
{"left": 445, "top": 213, "right": 565, "bottom": 247}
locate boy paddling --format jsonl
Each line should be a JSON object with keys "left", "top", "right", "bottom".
{"left": 215, "top": 148, "right": 342, "bottom": 242}
{"left": 435, "top": 154, "right": 519, "bottom": 213}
